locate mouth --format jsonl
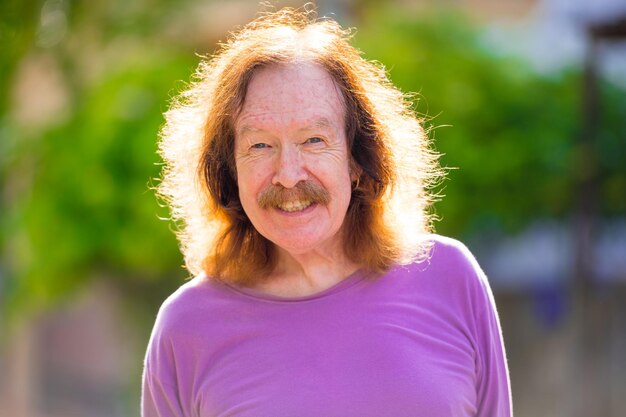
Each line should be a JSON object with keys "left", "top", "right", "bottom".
{"left": 258, "top": 181, "right": 330, "bottom": 212}
{"left": 277, "top": 199, "right": 313, "bottom": 212}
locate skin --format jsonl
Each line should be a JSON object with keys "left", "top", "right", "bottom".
{"left": 234, "top": 62, "right": 359, "bottom": 297}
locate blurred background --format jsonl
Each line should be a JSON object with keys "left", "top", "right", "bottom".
{"left": 1, "top": 0, "right": 625, "bottom": 416}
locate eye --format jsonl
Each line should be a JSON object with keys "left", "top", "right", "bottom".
{"left": 251, "top": 143, "right": 269, "bottom": 149}
{"left": 305, "top": 137, "right": 323, "bottom": 144}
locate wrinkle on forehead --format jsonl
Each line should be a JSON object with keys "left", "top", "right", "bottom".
{"left": 235, "top": 62, "right": 346, "bottom": 131}
{"left": 237, "top": 116, "right": 337, "bottom": 137}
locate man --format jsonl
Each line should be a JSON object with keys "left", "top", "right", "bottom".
{"left": 143, "top": 6, "right": 512, "bottom": 417}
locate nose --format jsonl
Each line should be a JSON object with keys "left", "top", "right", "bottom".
{"left": 272, "top": 144, "right": 307, "bottom": 188}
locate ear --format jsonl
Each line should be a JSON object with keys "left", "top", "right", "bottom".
{"left": 349, "top": 159, "right": 362, "bottom": 183}
{"left": 349, "top": 160, "right": 363, "bottom": 192}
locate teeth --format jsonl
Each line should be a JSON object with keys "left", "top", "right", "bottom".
{"left": 278, "top": 200, "right": 312, "bottom": 212}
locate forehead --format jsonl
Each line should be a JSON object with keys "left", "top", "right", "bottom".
{"left": 235, "top": 63, "right": 345, "bottom": 134}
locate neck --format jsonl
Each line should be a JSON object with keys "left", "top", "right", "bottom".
{"left": 253, "top": 243, "right": 360, "bottom": 298}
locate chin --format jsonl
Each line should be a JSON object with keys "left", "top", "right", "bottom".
{"left": 270, "top": 233, "right": 342, "bottom": 257}
{"left": 272, "top": 240, "right": 320, "bottom": 255}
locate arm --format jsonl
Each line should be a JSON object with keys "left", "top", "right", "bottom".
{"left": 141, "top": 299, "right": 192, "bottom": 417}
{"left": 474, "top": 287, "right": 512, "bottom": 417}
{"left": 464, "top": 248, "right": 513, "bottom": 417}
{"left": 142, "top": 366, "right": 186, "bottom": 417}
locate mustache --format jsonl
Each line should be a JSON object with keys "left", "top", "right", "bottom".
{"left": 258, "top": 181, "right": 331, "bottom": 209}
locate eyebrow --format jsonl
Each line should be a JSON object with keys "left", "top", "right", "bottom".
{"left": 301, "top": 117, "right": 334, "bottom": 131}
{"left": 236, "top": 117, "right": 336, "bottom": 136}
{"left": 237, "top": 125, "right": 262, "bottom": 136}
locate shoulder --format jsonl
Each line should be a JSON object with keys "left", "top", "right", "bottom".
{"left": 143, "top": 275, "right": 225, "bottom": 395}
{"left": 150, "top": 274, "right": 232, "bottom": 339}
{"left": 144, "top": 274, "right": 242, "bottom": 371}
{"left": 394, "top": 234, "right": 490, "bottom": 301}
{"left": 426, "top": 234, "right": 475, "bottom": 260}
{"left": 415, "top": 234, "right": 483, "bottom": 278}
{"left": 424, "top": 234, "right": 495, "bottom": 311}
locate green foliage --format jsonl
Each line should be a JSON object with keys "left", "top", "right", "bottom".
{"left": 354, "top": 6, "right": 625, "bottom": 237}
{"left": 3, "top": 50, "right": 196, "bottom": 314}
{"left": 1, "top": 1, "right": 624, "bottom": 317}
{"left": 0, "top": 0, "right": 41, "bottom": 114}
{"left": 1, "top": 0, "right": 197, "bottom": 317}
{"left": 597, "top": 80, "right": 626, "bottom": 215}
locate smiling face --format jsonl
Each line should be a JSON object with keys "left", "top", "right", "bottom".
{"left": 234, "top": 63, "right": 353, "bottom": 257}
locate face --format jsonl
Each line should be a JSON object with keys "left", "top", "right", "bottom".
{"left": 234, "top": 63, "right": 353, "bottom": 256}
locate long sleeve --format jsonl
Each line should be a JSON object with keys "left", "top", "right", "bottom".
{"left": 141, "top": 288, "right": 194, "bottom": 417}
{"left": 142, "top": 366, "right": 186, "bottom": 417}
{"left": 462, "top": 245, "right": 513, "bottom": 417}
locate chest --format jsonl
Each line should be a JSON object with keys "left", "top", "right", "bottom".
{"left": 188, "top": 297, "right": 478, "bottom": 417}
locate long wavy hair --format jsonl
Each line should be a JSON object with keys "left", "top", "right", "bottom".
{"left": 157, "top": 6, "right": 443, "bottom": 285}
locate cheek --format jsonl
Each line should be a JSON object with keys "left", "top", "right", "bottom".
{"left": 237, "top": 175, "right": 257, "bottom": 206}
{"left": 326, "top": 162, "right": 353, "bottom": 206}
{"left": 237, "top": 165, "right": 267, "bottom": 206}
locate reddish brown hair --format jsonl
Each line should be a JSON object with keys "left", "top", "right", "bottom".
{"left": 158, "top": 6, "right": 442, "bottom": 285}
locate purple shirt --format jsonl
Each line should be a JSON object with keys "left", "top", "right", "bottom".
{"left": 142, "top": 235, "right": 512, "bottom": 416}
